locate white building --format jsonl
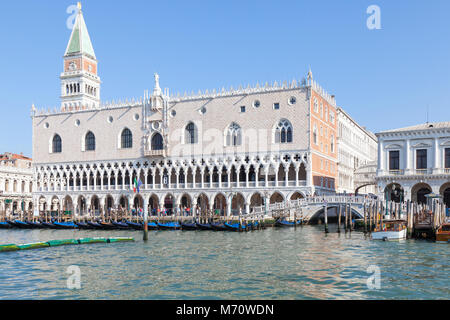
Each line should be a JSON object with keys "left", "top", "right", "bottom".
{"left": 337, "top": 108, "right": 378, "bottom": 194}
{"left": 376, "top": 122, "right": 450, "bottom": 206}
{"left": 31, "top": 6, "right": 373, "bottom": 216}
{"left": 0, "top": 153, "right": 33, "bottom": 215}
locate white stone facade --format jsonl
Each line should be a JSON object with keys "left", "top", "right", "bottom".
{"left": 376, "top": 122, "right": 450, "bottom": 206}
{"left": 0, "top": 153, "right": 33, "bottom": 214}
{"left": 337, "top": 108, "right": 378, "bottom": 194}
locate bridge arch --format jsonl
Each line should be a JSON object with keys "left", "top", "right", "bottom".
{"left": 308, "top": 205, "right": 363, "bottom": 224}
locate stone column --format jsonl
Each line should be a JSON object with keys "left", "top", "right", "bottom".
{"left": 405, "top": 139, "right": 411, "bottom": 174}
{"left": 434, "top": 137, "right": 440, "bottom": 172}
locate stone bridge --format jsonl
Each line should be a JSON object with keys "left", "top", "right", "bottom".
{"left": 249, "top": 195, "right": 368, "bottom": 223}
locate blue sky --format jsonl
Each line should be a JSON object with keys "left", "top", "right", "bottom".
{"left": 1, "top": 0, "right": 449, "bottom": 157}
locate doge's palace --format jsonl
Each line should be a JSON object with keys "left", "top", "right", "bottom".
{"left": 31, "top": 6, "right": 368, "bottom": 217}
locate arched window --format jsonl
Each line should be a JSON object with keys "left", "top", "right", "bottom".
{"left": 226, "top": 122, "right": 241, "bottom": 146}
{"left": 53, "top": 134, "right": 62, "bottom": 153}
{"left": 185, "top": 122, "right": 198, "bottom": 144}
{"left": 331, "top": 135, "right": 335, "bottom": 153}
{"left": 85, "top": 131, "right": 96, "bottom": 151}
{"left": 151, "top": 133, "right": 164, "bottom": 150}
{"left": 313, "top": 125, "right": 318, "bottom": 145}
{"left": 121, "top": 128, "right": 133, "bottom": 149}
{"left": 275, "top": 120, "right": 293, "bottom": 143}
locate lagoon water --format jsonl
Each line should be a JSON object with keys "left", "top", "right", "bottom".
{"left": 0, "top": 226, "right": 449, "bottom": 300}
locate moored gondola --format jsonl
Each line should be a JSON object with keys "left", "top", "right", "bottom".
{"left": 111, "top": 221, "right": 131, "bottom": 230}
{"left": 0, "top": 221, "right": 12, "bottom": 229}
{"left": 274, "top": 219, "right": 301, "bottom": 228}
{"left": 195, "top": 222, "right": 213, "bottom": 230}
{"left": 157, "top": 221, "right": 181, "bottom": 230}
{"left": 98, "top": 222, "right": 116, "bottom": 230}
{"left": 181, "top": 222, "right": 198, "bottom": 230}
{"left": 224, "top": 222, "right": 246, "bottom": 232}
{"left": 126, "top": 221, "right": 143, "bottom": 230}
{"left": 210, "top": 222, "right": 227, "bottom": 231}
{"left": 75, "top": 222, "right": 94, "bottom": 230}
{"left": 87, "top": 221, "right": 104, "bottom": 229}
{"left": 53, "top": 221, "right": 78, "bottom": 229}
{"left": 7, "top": 220, "right": 33, "bottom": 229}
{"left": 26, "top": 221, "right": 44, "bottom": 229}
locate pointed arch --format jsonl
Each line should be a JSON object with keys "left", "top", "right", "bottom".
{"left": 151, "top": 132, "right": 164, "bottom": 150}
{"left": 85, "top": 131, "right": 96, "bottom": 151}
{"left": 274, "top": 119, "right": 293, "bottom": 143}
{"left": 121, "top": 128, "right": 133, "bottom": 149}
{"left": 225, "top": 122, "right": 242, "bottom": 146}
{"left": 185, "top": 122, "right": 198, "bottom": 144}
{"left": 52, "top": 134, "right": 62, "bottom": 153}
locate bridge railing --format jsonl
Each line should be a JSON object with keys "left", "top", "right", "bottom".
{"left": 250, "top": 195, "right": 368, "bottom": 216}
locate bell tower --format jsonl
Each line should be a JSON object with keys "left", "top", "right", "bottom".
{"left": 60, "top": 2, "right": 101, "bottom": 111}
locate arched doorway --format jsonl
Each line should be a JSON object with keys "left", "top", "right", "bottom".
{"left": 105, "top": 195, "right": 114, "bottom": 213}
{"left": 91, "top": 195, "right": 100, "bottom": 215}
{"left": 439, "top": 183, "right": 450, "bottom": 208}
{"left": 213, "top": 193, "right": 227, "bottom": 216}
{"left": 77, "top": 196, "right": 86, "bottom": 216}
{"left": 411, "top": 183, "right": 432, "bottom": 205}
{"left": 249, "top": 192, "right": 263, "bottom": 208}
{"left": 119, "top": 196, "right": 129, "bottom": 211}
{"left": 197, "top": 193, "right": 209, "bottom": 215}
{"left": 133, "top": 194, "right": 144, "bottom": 212}
{"left": 384, "top": 183, "right": 404, "bottom": 203}
{"left": 63, "top": 196, "right": 73, "bottom": 215}
{"left": 231, "top": 193, "right": 245, "bottom": 215}
{"left": 290, "top": 192, "right": 304, "bottom": 201}
{"left": 270, "top": 192, "right": 284, "bottom": 204}
{"left": 180, "top": 194, "right": 192, "bottom": 214}
{"left": 148, "top": 194, "right": 159, "bottom": 215}
{"left": 164, "top": 194, "right": 175, "bottom": 215}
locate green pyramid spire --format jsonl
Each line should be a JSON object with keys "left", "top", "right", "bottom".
{"left": 65, "top": 7, "right": 96, "bottom": 59}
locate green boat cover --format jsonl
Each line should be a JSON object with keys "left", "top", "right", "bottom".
{"left": 46, "top": 239, "right": 79, "bottom": 247}
{"left": 0, "top": 244, "right": 20, "bottom": 252}
{"left": 107, "top": 237, "right": 134, "bottom": 243}
{"left": 77, "top": 237, "right": 108, "bottom": 244}
{"left": 18, "top": 242, "right": 50, "bottom": 250}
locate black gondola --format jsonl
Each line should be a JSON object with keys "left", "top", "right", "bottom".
{"left": 87, "top": 221, "right": 104, "bottom": 229}
{"left": 111, "top": 221, "right": 131, "bottom": 229}
{"left": 7, "top": 220, "right": 33, "bottom": 229}
{"left": 126, "top": 221, "right": 143, "bottom": 230}
{"left": 210, "top": 222, "right": 227, "bottom": 231}
{"left": 195, "top": 222, "right": 213, "bottom": 230}
{"left": 157, "top": 222, "right": 181, "bottom": 230}
{"left": 52, "top": 221, "right": 78, "bottom": 229}
{"left": 0, "top": 221, "right": 12, "bottom": 229}
{"left": 181, "top": 222, "right": 198, "bottom": 230}
{"left": 26, "top": 221, "right": 44, "bottom": 229}
{"left": 76, "top": 222, "right": 94, "bottom": 229}
{"left": 224, "top": 222, "right": 246, "bottom": 232}
{"left": 41, "top": 222, "right": 56, "bottom": 229}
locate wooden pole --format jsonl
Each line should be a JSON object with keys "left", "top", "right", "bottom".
{"left": 324, "top": 203, "right": 329, "bottom": 233}
{"left": 363, "top": 202, "right": 367, "bottom": 234}
{"left": 344, "top": 202, "right": 348, "bottom": 233}
{"left": 337, "top": 204, "right": 341, "bottom": 233}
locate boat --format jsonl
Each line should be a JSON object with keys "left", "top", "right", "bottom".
{"left": 98, "top": 222, "right": 116, "bottom": 230}
{"left": 126, "top": 221, "right": 143, "bottom": 230}
{"left": 195, "top": 222, "right": 213, "bottom": 230}
{"left": 371, "top": 220, "right": 407, "bottom": 241}
{"left": 157, "top": 222, "right": 181, "bottom": 230}
{"left": 210, "top": 222, "right": 227, "bottom": 231}
{"left": 436, "top": 223, "right": 450, "bottom": 243}
{"left": 87, "top": 221, "right": 104, "bottom": 229}
{"left": 7, "top": 220, "right": 33, "bottom": 229}
{"left": 25, "top": 221, "right": 44, "bottom": 229}
{"left": 224, "top": 222, "right": 246, "bottom": 232}
{"left": 274, "top": 219, "right": 301, "bottom": 228}
{"left": 53, "top": 221, "right": 78, "bottom": 229}
{"left": 247, "top": 221, "right": 260, "bottom": 230}
{"left": 41, "top": 222, "right": 56, "bottom": 229}
{"left": 0, "top": 221, "right": 12, "bottom": 229}
{"left": 111, "top": 221, "right": 131, "bottom": 229}
{"left": 181, "top": 222, "right": 198, "bottom": 230}
{"left": 75, "top": 222, "right": 94, "bottom": 230}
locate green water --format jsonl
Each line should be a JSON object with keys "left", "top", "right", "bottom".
{"left": 0, "top": 226, "right": 448, "bottom": 299}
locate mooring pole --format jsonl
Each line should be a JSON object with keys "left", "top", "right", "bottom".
{"left": 324, "top": 202, "right": 329, "bottom": 233}
{"left": 337, "top": 204, "right": 341, "bottom": 233}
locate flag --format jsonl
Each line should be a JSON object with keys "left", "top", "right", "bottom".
{"left": 134, "top": 177, "right": 142, "bottom": 193}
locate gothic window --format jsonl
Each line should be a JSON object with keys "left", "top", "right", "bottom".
{"left": 226, "top": 122, "right": 242, "bottom": 146}
{"left": 331, "top": 135, "right": 335, "bottom": 153}
{"left": 85, "top": 131, "right": 96, "bottom": 151}
{"left": 274, "top": 119, "right": 293, "bottom": 143}
{"left": 121, "top": 128, "right": 133, "bottom": 149}
{"left": 313, "top": 98, "right": 318, "bottom": 112}
{"left": 52, "top": 134, "right": 62, "bottom": 153}
{"left": 313, "top": 125, "right": 318, "bottom": 145}
{"left": 151, "top": 133, "right": 164, "bottom": 150}
{"left": 185, "top": 122, "right": 198, "bottom": 144}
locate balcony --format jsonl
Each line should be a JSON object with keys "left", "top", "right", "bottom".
{"left": 144, "top": 149, "right": 165, "bottom": 157}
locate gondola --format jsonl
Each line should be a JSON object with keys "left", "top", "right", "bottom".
{"left": 41, "top": 222, "right": 56, "bottom": 229}
{"left": 210, "top": 222, "right": 227, "bottom": 231}
{"left": 246, "top": 221, "right": 259, "bottom": 231}
{"left": 7, "top": 220, "right": 33, "bottom": 229}
{"left": 181, "top": 221, "right": 198, "bottom": 230}
{"left": 224, "top": 222, "right": 246, "bottom": 232}
{"left": 75, "top": 221, "right": 94, "bottom": 230}
{"left": 274, "top": 219, "right": 301, "bottom": 228}
{"left": 0, "top": 221, "right": 12, "bottom": 229}
{"left": 111, "top": 221, "right": 131, "bottom": 230}
{"left": 87, "top": 221, "right": 104, "bottom": 229}
{"left": 26, "top": 221, "right": 44, "bottom": 229}
{"left": 126, "top": 221, "right": 143, "bottom": 230}
{"left": 144, "top": 222, "right": 159, "bottom": 230}
{"left": 98, "top": 222, "right": 116, "bottom": 230}
{"left": 53, "top": 221, "right": 78, "bottom": 229}
{"left": 195, "top": 222, "right": 213, "bottom": 231}
{"left": 157, "top": 221, "right": 181, "bottom": 230}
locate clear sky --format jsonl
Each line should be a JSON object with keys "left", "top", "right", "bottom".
{"left": 1, "top": 0, "right": 449, "bottom": 157}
